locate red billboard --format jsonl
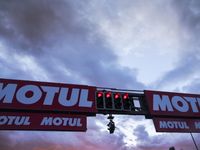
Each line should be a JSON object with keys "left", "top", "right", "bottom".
{"left": 144, "top": 90, "right": 200, "bottom": 118}
{"left": 0, "top": 78, "right": 97, "bottom": 114}
{"left": 153, "top": 118, "right": 200, "bottom": 133}
{"left": 0, "top": 112, "right": 87, "bottom": 131}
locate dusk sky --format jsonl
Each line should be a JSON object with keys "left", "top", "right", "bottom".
{"left": 0, "top": 0, "right": 200, "bottom": 150}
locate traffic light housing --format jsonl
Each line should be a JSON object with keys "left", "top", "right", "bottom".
{"left": 96, "top": 91, "right": 104, "bottom": 109}
{"left": 114, "top": 93, "right": 122, "bottom": 110}
{"left": 96, "top": 91, "right": 132, "bottom": 112}
{"left": 122, "top": 93, "right": 131, "bottom": 111}
{"left": 95, "top": 90, "right": 146, "bottom": 115}
{"left": 105, "top": 92, "right": 113, "bottom": 109}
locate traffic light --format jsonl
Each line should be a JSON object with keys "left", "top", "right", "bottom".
{"left": 95, "top": 90, "right": 146, "bottom": 114}
{"left": 107, "top": 114, "right": 115, "bottom": 134}
{"left": 105, "top": 92, "right": 113, "bottom": 109}
{"left": 95, "top": 90, "right": 147, "bottom": 116}
{"left": 114, "top": 93, "right": 122, "bottom": 110}
{"left": 96, "top": 91, "right": 104, "bottom": 109}
{"left": 96, "top": 91, "right": 132, "bottom": 111}
{"left": 122, "top": 93, "right": 131, "bottom": 111}
{"left": 107, "top": 120, "right": 115, "bottom": 134}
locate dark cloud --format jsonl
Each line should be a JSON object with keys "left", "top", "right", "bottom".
{"left": 3, "top": 1, "right": 200, "bottom": 150}
{"left": 0, "top": 0, "right": 84, "bottom": 54}
{"left": 155, "top": 0, "right": 200, "bottom": 91}
{"left": 0, "top": 0, "right": 144, "bottom": 89}
{"left": 173, "top": 0, "right": 200, "bottom": 35}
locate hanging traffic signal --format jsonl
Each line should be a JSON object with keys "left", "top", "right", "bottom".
{"left": 95, "top": 90, "right": 146, "bottom": 115}
{"left": 96, "top": 91, "right": 104, "bottom": 109}
{"left": 114, "top": 93, "right": 122, "bottom": 110}
{"left": 122, "top": 93, "right": 131, "bottom": 111}
{"left": 107, "top": 120, "right": 115, "bottom": 134}
{"left": 105, "top": 92, "right": 113, "bottom": 109}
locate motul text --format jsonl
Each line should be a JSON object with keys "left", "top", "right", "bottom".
{"left": 0, "top": 79, "right": 97, "bottom": 113}
{"left": 0, "top": 112, "right": 87, "bottom": 131}
{"left": 145, "top": 90, "right": 200, "bottom": 118}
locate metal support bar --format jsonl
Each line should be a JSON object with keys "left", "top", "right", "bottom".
{"left": 190, "top": 132, "right": 199, "bottom": 150}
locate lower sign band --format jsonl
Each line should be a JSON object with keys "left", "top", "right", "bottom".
{"left": 153, "top": 118, "right": 200, "bottom": 133}
{"left": 0, "top": 112, "right": 87, "bottom": 132}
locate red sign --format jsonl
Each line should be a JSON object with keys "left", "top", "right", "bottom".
{"left": 144, "top": 90, "right": 200, "bottom": 118}
{"left": 0, "top": 112, "right": 87, "bottom": 131}
{"left": 153, "top": 118, "right": 200, "bottom": 133}
{"left": 0, "top": 78, "right": 97, "bottom": 114}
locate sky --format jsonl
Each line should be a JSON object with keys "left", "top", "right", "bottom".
{"left": 0, "top": 0, "right": 200, "bottom": 150}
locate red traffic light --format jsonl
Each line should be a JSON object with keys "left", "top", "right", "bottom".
{"left": 106, "top": 92, "right": 112, "bottom": 98}
{"left": 97, "top": 92, "right": 103, "bottom": 98}
{"left": 123, "top": 93, "right": 129, "bottom": 100}
{"left": 114, "top": 93, "right": 120, "bottom": 99}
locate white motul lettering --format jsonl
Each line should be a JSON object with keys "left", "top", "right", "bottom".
{"left": 62, "top": 118, "right": 69, "bottom": 126}
{"left": 0, "top": 83, "right": 17, "bottom": 103}
{"left": 23, "top": 117, "right": 31, "bottom": 125}
{"left": 0, "top": 82, "right": 93, "bottom": 109}
{"left": 7, "top": 116, "right": 16, "bottom": 125}
{"left": 79, "top": 89, "right": 92, "bottom": 107}
{"left": 14, "top": 116, "right": 30, "bottom": 125}
{"left": 172, "top": 96, "right": 189, "bottom": 112}
{"left": 58, "top": 88, "right": 79, "bottom": 106}
{"left": 40, "top": 117, "right": 53, "bottom": 126}
{"left": 16, "top": 85, "right": 42, "bottom": 104}
{"left": 53, "top": 117, "right": 62, "bottom": 126}
{"left": 195, "top": 122, "right": 200, "bottom": 129}
{"left": 40, "top": 117, "right": 82, "bottom": 126}
{"left": 184, "top": 122, "right": 189, "bottom": 129}
{"left": 167, "top": 122, "right": 174, "bottom": 128}
{"left": 41, "top": 86, "right": 59, "bottom": 105}
{"left": 15, "top": 116, "right": 26, "bottom": 125}
{"left": 0, "top": 116, "right": 7, "bottom": 125}
{"left": 153, "top": 94, "right": 173, "bottom": 111}
{"left": 184, "top": 97, "right": 198, "bottom": 112}
{"left": 160, "top": 121, "right": 189, "bottom": 129}
{"left": 76, "top": 118, "right": 82, "bottom": 127}
{"left": 0, "top": 116, "right": 30, "bottom": 125}
{"left": 173, "top": 121, "right": 178, "bottom": 128}
{"left": 160, "top": 121, "right": 167, "bottom": 128}
{"left": 69, "top": 118, "right": 77, "bottom": 126}
{"left": 177, "top": 122, "right": 184, "bottom": 128}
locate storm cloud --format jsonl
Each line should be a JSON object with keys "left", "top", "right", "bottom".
{"left": 0, "top": 0, "right": 200, "bottom": 150}
{"left": 0, "top": 0, "right": 143, "bottom": 89}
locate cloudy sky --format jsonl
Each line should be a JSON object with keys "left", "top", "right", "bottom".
{"left": 0, "top": 0, "right": 200, "bottom": 149}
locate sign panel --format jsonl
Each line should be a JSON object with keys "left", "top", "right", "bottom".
{"left": 144, "top": 90, "right": 200, "bottom": 118}
{"left": 0, "top": 112, "right": 87, "bottom": 131}
{"left": 0, "top": 78, "right": 97, "bottom": 114}
{"left": 153, "top": 118, "right": 200, "bottom": 133}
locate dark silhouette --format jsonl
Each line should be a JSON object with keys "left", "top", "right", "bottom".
{"left": 169, "top": 147, "right": 175, "bottom": 150}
